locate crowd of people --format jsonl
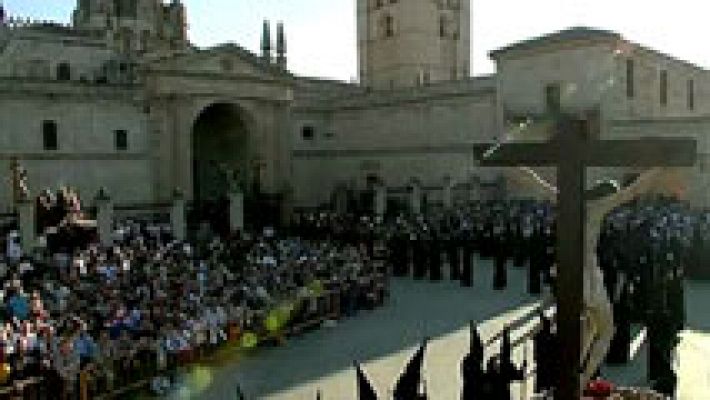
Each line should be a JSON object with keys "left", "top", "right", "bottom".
{"left": 453, "top": 195, "right": 699, "bottom": 398}
{"left": 598, "top": 198, "right": 697, "bottom": 395}
{"left": 265, "top": 193, "right": 705, "bottom": 398}
{"left": 298, "top": 194, "right": 699, "bottom": 397}
{"left": 0, "top": 182, "right": 707, "bottom": 398}
{"left": 0, "top": 201, "right": 389, "bottom": 398}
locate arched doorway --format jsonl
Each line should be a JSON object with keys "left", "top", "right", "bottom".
{"left": 191, "top": 103, "right": 253, "bottom": 232}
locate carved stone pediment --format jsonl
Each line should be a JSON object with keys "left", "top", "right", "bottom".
{"left": 146, "top": 44, "right": 288, "bottom": 81}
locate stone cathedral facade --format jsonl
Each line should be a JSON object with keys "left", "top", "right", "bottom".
{"left": 2, "top": 0, "right": 710, "bottom": 216}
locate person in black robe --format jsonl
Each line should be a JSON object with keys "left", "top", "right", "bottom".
{"left": 499, "top": 326, "right": 522, "bottom": 381}
{"left": 355, "top": 361, "right": 379, "bottom": 400}
{"left": 541, "top": 223, "right": 556, "bottom": 286}
{"left": 461, "top": 322, "right": 485, "bottom": 400}
{"left": 412, "top": 228, "right": 426, "bottom": 280}
{"left": 667, "top": 266, "right": 685, "bottom": 334}
{"left": 429, "top": 229, "right": 443, "bottom": 281}
{"left": 393, "top": 340, "right": 427, "bottom": 400}
{"left": 492, "top": 222, "right": 508, "bottom": 290}
{"left": 481, "top": 354, "right": 524, "bottom": 400}
{"left": 635, "top": 236, "right": 654, "bottom": 316}
{"left": 446, "top": 226, "right": 461, "bottom": 281}
{"left": 607, "top": 280, "right": 632, "bottom": 364}
{"left": 390, "top": 227, "right": 409, "bottom": 277}
{"left": 493, "top": 253, "right": 508, "bottom": 290}
{"left": 647, "top": 302, "right": 678, "bottom": 396}
{"left": 533, "top": 311, "right": 557, "bottom": 393}
{"left": 480, "top": 219, "right": 493, "bottom": 259}
{"left": 698, "top": 226, "right": 710, "bottom": 280}
{"left": 597, "top": 223, "right": 618, "bottom": 299}
{"left": 461, "top": 227, "right": 474, "bottom": 287}
{"left": 364, "top": 221, "right": 376, "bottom": 259}
{"left": 512, "top": 220, "right": 526, "bottom": 268}
{"left": 688, "top": 224, "right": 703, "bottom": 279}
{"left": 660, "top": 234, "right": 685, "bottom": 335}
{"left": 528, "top": 226, "right": 545, "bottom": 295}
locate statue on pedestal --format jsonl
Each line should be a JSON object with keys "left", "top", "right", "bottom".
{"left": 9, "top": 157, "right": 30, "bottom": 203}
{"left": 219, "top": 163, "right": 245, "bottom": 194}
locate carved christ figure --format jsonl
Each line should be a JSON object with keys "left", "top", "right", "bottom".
{"left": 511, "top": 165, "right": 687, "bottom": 385}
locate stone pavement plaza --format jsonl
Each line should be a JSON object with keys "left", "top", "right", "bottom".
{"left": 167, "top": 260, "right": 710, "bottom": 400}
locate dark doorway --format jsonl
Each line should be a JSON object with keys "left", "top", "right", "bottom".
{"left": 191, "top": 103, "right": 251, "bottom": 233}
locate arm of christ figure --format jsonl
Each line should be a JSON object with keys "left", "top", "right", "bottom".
{"left": 509, "top": 167, "right": 558, "bottom": 202}
{"left": 589, "top": 167, "right": 663, "bottom": 221}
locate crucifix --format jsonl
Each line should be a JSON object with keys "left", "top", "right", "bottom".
{"left": 474, "top": 115, "right": 696, "bottom": 399}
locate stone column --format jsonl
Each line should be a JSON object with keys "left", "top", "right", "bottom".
{"left": 443, "top": 176, "right": 454, "bottom": 210}
{"left": 229, "top": 191, "right": 245, "bottom": 232}
{"left": 95, "top": 188, "right": 114, "bottom": 248}
{"left": 374, "top": 183, "right": 387, "bottom": 217}
{"left": 171, "top": 188, "right": 187, "bottom": 242}
{"left": 16, "top": 198, "right": 35, "bottom": 255}
{"left": 409, "top": 179, "right": 422, "bottom": 215}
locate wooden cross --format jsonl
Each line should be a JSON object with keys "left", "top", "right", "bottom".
{"left": 473, "top": 115, "right": 696, "bottom": 399}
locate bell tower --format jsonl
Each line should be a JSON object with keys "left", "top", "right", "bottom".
{"left": 357, "top": 0, "right": 470, "bottom": 90}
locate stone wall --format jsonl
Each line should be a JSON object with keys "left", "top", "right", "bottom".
{"left": 607, "top": 45, "right": 710, "bottom": 121}
{"left": 496, "top": 42, "right": 620, "bottom": 117}
{"left": 0, "top": 27, "right": 116, "bottom": 82}
{"left": 291, "top": 77, "right": 499, "bottom": 206}
{"left": 495, "top": 36, "right": 710, "bottom": 130}
{"left": 0, "top": 82, "right": 152, "bottom": 211}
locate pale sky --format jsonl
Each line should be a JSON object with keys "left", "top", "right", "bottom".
{"left": 4, "top": 1, "right": 710, "bottom": 80}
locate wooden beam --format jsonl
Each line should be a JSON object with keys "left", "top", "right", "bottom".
{"left": 584, "top": 139, "right": 697, "bottom": 167}
{"left": 473, "top": 143, "right": 559, "bottom": 166}
{"left": 473, "top": 138, "right": 696, "bottom": 168}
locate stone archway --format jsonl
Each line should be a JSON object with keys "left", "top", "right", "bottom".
{"left": 191, "top": 103, "right": 254, "bottom": 228}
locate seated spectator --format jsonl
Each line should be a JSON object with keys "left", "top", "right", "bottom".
{"left": 6, "top": 288, "right": 29, "bottom": 322}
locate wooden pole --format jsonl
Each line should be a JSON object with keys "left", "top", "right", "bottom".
{"left": 555, "top": 152, "right": 584, "bottom": 399}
